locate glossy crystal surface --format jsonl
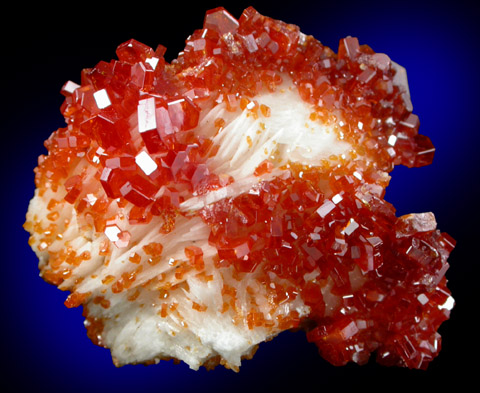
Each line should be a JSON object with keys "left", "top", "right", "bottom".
{"left": 25, "top": 6, "right": 454, "bottom": 370}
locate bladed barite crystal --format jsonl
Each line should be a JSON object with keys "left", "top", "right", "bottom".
{"left": 25, "top": 6, "right": 454, "bottom": 371}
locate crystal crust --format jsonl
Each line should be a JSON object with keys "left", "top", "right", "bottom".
{"left": 25, "top": 6, "right": 454, "bottom": 371}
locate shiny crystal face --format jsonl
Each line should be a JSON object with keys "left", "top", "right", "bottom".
{"left": 24, "top": 6, "right": 454, "bottom": 371}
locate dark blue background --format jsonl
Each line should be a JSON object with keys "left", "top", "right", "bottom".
{"left": 3, "top": 0, "right": 478, "bottom": 391}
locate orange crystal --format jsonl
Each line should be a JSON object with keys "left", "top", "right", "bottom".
{"left": 27, "top": 6, "right": 454, "bottom": 370}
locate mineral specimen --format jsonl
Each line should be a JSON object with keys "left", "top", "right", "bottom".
{"left": 24, "top": 6, "right": 454, "bottom": 371}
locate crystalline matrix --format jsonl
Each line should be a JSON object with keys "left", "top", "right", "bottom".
{"left": 25, "top": 7, "right": 455, "bottom": 371}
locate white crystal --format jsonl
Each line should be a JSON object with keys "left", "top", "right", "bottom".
{"left": 135, "top": 151, "right": 158, "bottom": 175}
{"left": 93, "top": 89, "right": 111, "bottom": 109}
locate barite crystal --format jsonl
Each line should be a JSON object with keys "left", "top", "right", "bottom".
{"left": 24, "top": 6, "right": 454, "bottom": 371}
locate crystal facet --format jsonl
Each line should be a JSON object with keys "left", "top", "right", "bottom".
{"left": 25, "top": 6, "right": 454, "bottom": 372}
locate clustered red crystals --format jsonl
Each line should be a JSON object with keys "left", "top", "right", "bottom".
{"left": 35, "top": 6, "right": 431, "bottom": 211}
{"left": 30, "top": 6, "right": 454, "bottom": 370}
{"left": 202, "top": 163, "right": 454, "bottom": 369}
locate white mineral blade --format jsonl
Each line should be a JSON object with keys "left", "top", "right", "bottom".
{"left": 207, "top": 76, "right": 351, "bottom": 178}
{"left": 392, "top": 61, "right": 413, "bottom": 112}
{"left": 182, "top": 75, "right": 352, "bottom": 213}
{"left": 88, "top": 246, "right": 311, "bottom": 370}
{"left": 25, "top": 76, "right": 355, "bottom": 370}
{"left": 26, "top": 181, "right": 310, "bottom": 370}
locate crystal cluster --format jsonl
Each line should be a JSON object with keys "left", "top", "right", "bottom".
{"left": 24, "top": 6, "right": 454, "bottom": 370}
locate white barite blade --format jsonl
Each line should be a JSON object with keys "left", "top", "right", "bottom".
{"left": 25, "top": 76, "right": 353, "bottom": 370}
{"left": 392, "top": 61, "right": 413, "bottom": 112}
{"left": 206, "top": 75, "right": 351, "bottom": 179}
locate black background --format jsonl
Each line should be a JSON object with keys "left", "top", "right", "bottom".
{"left": 2, "top": 0, "right": 478, "bottom": 391}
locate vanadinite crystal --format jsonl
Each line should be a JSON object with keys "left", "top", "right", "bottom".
{"left": 24, "top": 6, "right": 454, "bottom": 371}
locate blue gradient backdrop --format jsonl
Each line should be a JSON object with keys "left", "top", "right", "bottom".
{"left": 3, "top": 0, "right": 478, "bottom": 391}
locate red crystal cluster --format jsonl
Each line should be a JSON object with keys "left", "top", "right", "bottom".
{"left": 201, "top": 165, "right": 455, "bottom": 368}
{"left": 28, "top": 6, "right": 454, "bottom": 370}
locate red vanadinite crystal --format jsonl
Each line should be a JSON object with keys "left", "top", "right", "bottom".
{"left": 31, "top": 6, "right": 454, "bottom": 370}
